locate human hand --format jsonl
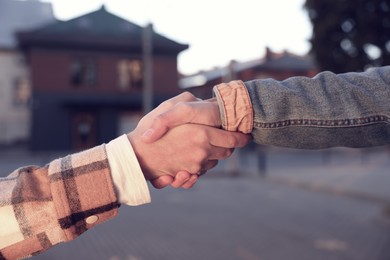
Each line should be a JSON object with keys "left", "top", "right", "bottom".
{"left": 138, "top": 93, "right": 252, "bottom": 189}
{"left": 128, "top": 92, "right": 250, "bottom": 189}
{"left": 141, "top": 97, "right": 221, "bottom": 143}
{"left": 128, "top": 124, "right": 250, "bottom": 188}
{"left": 129, "top": 92, "right": 197, "bottom": 189}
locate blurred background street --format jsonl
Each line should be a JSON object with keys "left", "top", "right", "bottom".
{"left": 1, "top": 0, "right": 390, "bottom": 259}
{"left": 2, "top": 145, "right": 390, "bottom": 260}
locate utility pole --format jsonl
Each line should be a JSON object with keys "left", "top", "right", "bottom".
{"left": 142, "top": 23, "right": 153, "bottom": 114}
{"left": 223, "top": 61, "right": 240, "bottom": 177}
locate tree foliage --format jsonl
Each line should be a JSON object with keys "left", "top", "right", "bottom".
{"left": 304, "top": 0, "right": 390, "bottom": 73}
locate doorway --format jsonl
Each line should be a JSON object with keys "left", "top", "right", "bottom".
{"left": 71, "top": 112, "right": 97, "bottom": 151}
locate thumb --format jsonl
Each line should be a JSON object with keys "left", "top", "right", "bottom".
{"left": 141, "top": 100, "right": 221, "bottom": 143}
{"left": 141, "top": 104, "right": 190, "bottom": 143}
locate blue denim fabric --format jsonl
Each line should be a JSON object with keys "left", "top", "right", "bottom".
{"left": 245, "top": 66, "right": 390, "bottom": 149}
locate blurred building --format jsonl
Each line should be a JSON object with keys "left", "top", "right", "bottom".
{"left": 17, "top": 5, "right": 188, "bottom": 151}
{"left": 179, "top": 47, "right": 318, "bottom": 99}
{"left": 0, "top": 0, "right": 54, "bottom": 146}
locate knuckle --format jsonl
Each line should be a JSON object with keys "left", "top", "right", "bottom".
{"left": 237, "top": 134, "right": 250, "bottom": 147}
{"left": 197, "top": 149, "right": 209, "bottom": 161}
{"left": 195, "top": 129, "right": 209, "bottom": 143}
{"left": 189, "top": 165, "right": 202, "bottom": 174}
{"left": 224, "top": 148, "right": 234, "bottom": 158}
{"left": 185, "top": 176, "right": 198, "bottom": 187}
{"left": 181, "top": 91, "right": 196, "bottom": 101}
{"left": 154, "top": 114, "right": 167, "bottom": 126}
{"left": 191, "top": 149, "right": 208, "bottom": 163}
{"left": 160, "top": 99, "right": 174, "bottom": 109}
{"left": 225, "top": 135, "right": 236, "bottom": 148}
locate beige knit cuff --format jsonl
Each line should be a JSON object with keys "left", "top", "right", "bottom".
{"left": 213, "top": 80, "right": 253, "bottom": 133}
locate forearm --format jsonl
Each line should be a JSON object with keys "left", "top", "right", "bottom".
{"left": 0, "top": 145, "right": 120, "bottom": 259}
{"left": 214, "top": 66, "right": 390, "bottom": 149}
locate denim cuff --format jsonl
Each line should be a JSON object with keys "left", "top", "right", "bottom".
{"left": 213, "top": 80, "right": 253, "bottom": 133}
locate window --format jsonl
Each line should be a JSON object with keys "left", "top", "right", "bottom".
{"left": 13, "top": 77, "right": 31, "bottom": 107}
{"left": 117, "top": 59, "right": 143, "bottom": 90}
{"left": 70, "top": 58, "right": 97, "bottom": 86}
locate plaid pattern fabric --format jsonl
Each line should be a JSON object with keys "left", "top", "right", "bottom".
{"left": 0, "top": 144, "right": 119, "bottom": 259}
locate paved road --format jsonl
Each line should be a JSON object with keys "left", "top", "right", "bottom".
{"left": 34, "top": 179, "right": 390, "bottom": 260}
{"left": 240, "top": 146, "right": 390, "bottom": 203}
{"left": 2, "top": 146, "right": 390, "bottom": 260}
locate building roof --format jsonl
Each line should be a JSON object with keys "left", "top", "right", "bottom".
{"left": 178, "top": 59, "right": 265, "bottom": 89}
{"left": 179, "top": 49, "right": 317, "bottom": 89}
{"left": 0, "top": 0, "right": 55, "bottom": 49}
{"left": 17, "top": 5, "right": 188, "bottom": 54}
{"left": 258, "top": 51, "right": 316, "bottom": 71}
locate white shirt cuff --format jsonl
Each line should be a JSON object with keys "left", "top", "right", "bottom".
{"left": 106, "top": 134, "right": 151, "bottom": 206}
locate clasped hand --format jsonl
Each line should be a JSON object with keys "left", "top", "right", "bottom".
{"left": 128, "top": 92, "right": 251, "bottom": 189}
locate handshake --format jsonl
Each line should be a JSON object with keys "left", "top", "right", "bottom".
{"left": 128, "top": 92, "right": 252, "bottom": 189}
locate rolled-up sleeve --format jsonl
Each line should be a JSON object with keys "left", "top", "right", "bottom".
{"left": 213, "top": 80, "right": 254, "bottom": 133}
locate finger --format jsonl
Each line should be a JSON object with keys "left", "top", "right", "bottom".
{"left": 162, "top": 92, "right": 199, "bottom": 108}
{"left": 142, "top": 100, "right": 221, "bottom": 143}
{"left": 141, "top": 104, "right": 193, "bottom": 143}
{"left": 181, "top": 175, "right": 199, "bottom": 189}
{"left": 170, "top": 171, "right": 192, "bottom": 188}
{"left": 141, "top": 116, "right": 170, "bottom": 143}
{"left": 150, "top": 175, "right": 174, "bottom": 189}
{"left": 202, "top": 159, "right": 219, "bottom": 171}
{"left": 207, "top": 146, "right": 235, "bottom": 160}
{"left": 181, "top": 161, "right": 217, "bottom": 191}
{"left": 205, "top": 97, "right": 217, "bottom": 102}
{"left": 140, "top": 108, "right": 186, "bottom": 144}
{"left": 208, "top": 128, "right": 252, "bottom": 148}
{"left": 141, "top": 92, "right": 198, "bottom": 143}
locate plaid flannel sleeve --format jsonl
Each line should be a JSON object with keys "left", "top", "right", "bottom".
{"left": 0, "top": 144, "right": 119, "bottom": 260}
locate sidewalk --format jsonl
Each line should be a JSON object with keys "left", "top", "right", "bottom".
{"left": 234, "top": 146, "right": 390, "bottom": 204}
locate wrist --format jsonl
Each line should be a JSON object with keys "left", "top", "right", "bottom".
{"left": 206, "top": 97, "right": 222, "bottom": 127}
{"left": 127, "top": 132, "right": 154, "bottom": 180}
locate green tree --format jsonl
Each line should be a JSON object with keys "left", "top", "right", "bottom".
{"left": 304, "top": 0, "right": 390, "bottom": 73}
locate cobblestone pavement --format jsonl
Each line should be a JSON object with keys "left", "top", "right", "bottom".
{"left": 2, "top": 146, "right": 390, "bottom": 260}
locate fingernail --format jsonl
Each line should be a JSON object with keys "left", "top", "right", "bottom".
{"left": 142, "top": 128, "right": 154, "bottom": 138}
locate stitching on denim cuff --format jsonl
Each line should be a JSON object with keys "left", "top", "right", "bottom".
{"left": 254, "top": 115, "right": 390, "bottom": 128}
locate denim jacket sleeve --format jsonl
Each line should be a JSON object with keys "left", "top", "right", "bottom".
{"left": 215, "top": 66, "right": 390, "bottom": 149}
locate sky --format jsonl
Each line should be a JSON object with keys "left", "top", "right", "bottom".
{"left": 45, "top": 0, "right": 312, "bottom": 75}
